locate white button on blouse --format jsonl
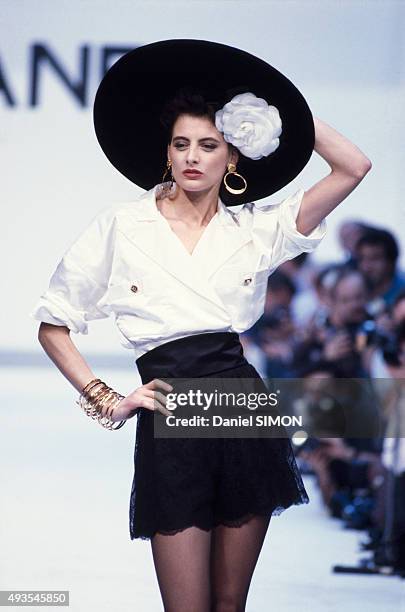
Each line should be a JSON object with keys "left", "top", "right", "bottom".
{"left": 30, "top": 183, "right": 327, "bottom": 359}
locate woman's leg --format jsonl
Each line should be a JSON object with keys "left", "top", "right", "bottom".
{"left": 210, "top": 514, "right": 271, "bottom": 612}
{"left": 151, "top": 525, "right": 212, "bottom": 612}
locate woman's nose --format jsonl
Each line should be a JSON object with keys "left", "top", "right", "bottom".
{"left": 186, "top": 146, "right": 199, "bottom": 164}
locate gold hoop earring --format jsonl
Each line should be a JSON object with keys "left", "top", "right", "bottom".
{"left": 162, "top": 159, "right": 173, "bottom": 184}
{"left": 223, "top": 163, "right": 247, "bottom": 195}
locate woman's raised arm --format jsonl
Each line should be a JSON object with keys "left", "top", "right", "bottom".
{"left": 296, "top": 117, "right": 372, "bottom": 236}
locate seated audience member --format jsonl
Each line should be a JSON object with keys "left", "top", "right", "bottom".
{"left": 281, "top": 252, "right": 325, "bottom": 328}
{"left": 280, "top": 252, "right": 316, "bottom": 291}
{"left": 296, "top": 361, "right": 383, "bottom": 520}
{"left": 371, "top": 322, "right": 405, "bottom": 570}
{"left": 302, "top": 435, "right": 383, "bottom": 521}
{"left": 243, "top": 271, "right": 297, "bottom": 377}
{"left": 337, "top": 220, "right": 369, "bottom": 268}
{"left": 292, "top": 359, "right": 347, "bottom": 437}
{"left": 355, "top": 227, "right": 405, "bottom": 310}
{"left": 292, "top": 268, "right": 373, "bottom": 377}
{"left": 301, "top": 263, "right": 345, "bottom": 342}
{"left": 366, "top": 289, "right": 405, "bottom": 376}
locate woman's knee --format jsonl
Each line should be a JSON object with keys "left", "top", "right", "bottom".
{"left": 211, "top": 595, "right": 246, "bottom": 612}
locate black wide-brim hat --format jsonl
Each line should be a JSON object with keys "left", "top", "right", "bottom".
{"left": 93, "top": 38, "right": 314, "bottom": 207}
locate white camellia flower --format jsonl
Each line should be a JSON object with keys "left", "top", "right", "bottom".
{"left": 215, "top": 92, "right": 282, "bottom": 160}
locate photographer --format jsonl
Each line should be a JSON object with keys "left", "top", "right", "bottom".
{"left": 355, "top": 227, "right": 405, "bottom": 310}
{"left": 292, "top": 267, "right": 374, "bottom": 378}
{"left": 243, "top": 271, "right": 298, "bottom": 377}
{"left": 294, "top": 360, "right": 383, "bottom": 522}
{"left": 366, "top": 289, "right": 405, "bottom": 377}
{"left": 372, "top": 321, "right": 405, "bottom": 570}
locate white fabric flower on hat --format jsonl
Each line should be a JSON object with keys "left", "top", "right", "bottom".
{"left": 215, "top": 92, "right": 282, "bottom": 160}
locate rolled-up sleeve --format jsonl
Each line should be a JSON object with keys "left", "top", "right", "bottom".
{"left": 277, "top": 188, "right": 327, "bottom": 252}
{"left": 29, "top": 206, "right": 117, "bottom": 334}
{"left": 249, "top": 188, "right": 327, "bottom": 271}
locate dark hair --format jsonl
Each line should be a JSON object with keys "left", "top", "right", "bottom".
{"left": 160, "top": 87, "right": 220, "bottom": 144}
{"left": 314, "top": 263, "right": 345, "bottom": 291}
{"left": 329, "top": 267, "right": 369, "bottom": 299}
{"left": 292, "top": 252, "right": 309, "bottom": 267}
{"left": 355, "top": 227, "right": 399, "bottom": 264}
{"left": 293, "top": 359, "right": 345, "bottom": 378}
{"left": 267, "top": 270, "right": 297, "bottom": 296}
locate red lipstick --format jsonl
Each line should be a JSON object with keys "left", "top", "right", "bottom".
{"left": 183, "top": 169, "right": 203, "bottom": 177}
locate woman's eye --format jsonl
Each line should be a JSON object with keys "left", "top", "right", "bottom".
{"left": 173, "top": 143, "right": 217, "bottom": 150}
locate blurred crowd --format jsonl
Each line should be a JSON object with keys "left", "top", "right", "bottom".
{"left": 241, "top": 220, "right": 405, "bottom": 574}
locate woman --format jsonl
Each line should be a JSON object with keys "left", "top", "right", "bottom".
{"left": 30, "top": 40, "right": 371, "bottom": 611}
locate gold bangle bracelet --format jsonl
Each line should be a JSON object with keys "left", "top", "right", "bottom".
{"left": 105, "top": 393, "right": 125, "bottom": 420}
{"left": 81, "top": 378, "right": 103, "bottom": 395}
{"left": 99, "top": 391, "right": 120, "bottom": 422}
{"left": 83, "top": 387, "right": 107, "bottom": 416}
{"left": 85, "top": 385, "right": 111, "bottom": 417}
{"left": 76, "top": 381, "right": 127, "bottom": 431}
{"left": 97, "top": 388, "right": 116, "bottom": 413}
{"left": 101, "top": 393, "right": 125, "bottom": 427}
{"left": 84, "top": 382, "right": 108, "bottom": 402}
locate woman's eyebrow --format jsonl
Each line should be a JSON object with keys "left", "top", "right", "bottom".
{"left": 172, "top": 136, "right": 220, "bottom": 143}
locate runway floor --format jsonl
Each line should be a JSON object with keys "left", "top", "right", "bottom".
{"left": 1, "top": 367, "right": 404, "bottom": 611}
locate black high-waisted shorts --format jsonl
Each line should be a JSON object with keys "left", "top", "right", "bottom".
{"left": 129, "top": 331, "right": 309, "bottom": 541}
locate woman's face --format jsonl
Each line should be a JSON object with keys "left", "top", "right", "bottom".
{"left": 167, "top": 114, "right": 238, "bottom": 193}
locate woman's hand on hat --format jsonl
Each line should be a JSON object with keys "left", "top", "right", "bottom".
{"left": 111, "top": 378, "right": 174, "bottom": 420}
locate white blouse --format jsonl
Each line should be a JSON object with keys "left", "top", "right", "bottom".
{"left": 30, "top": 183, "right": 327, "bottom": 359}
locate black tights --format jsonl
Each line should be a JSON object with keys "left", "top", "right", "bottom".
{"left": 150, "top": 514, "right": 271, "bottom": 612}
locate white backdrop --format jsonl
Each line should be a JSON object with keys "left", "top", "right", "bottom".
{"left": 2, "top": 0, "right": 404, "bottom": 356}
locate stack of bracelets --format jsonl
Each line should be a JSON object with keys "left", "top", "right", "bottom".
{"left": 76, "top": 377, "right": 127, "bottom": 430}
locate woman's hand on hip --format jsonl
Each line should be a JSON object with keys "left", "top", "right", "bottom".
{"left": 110, "top": 378, "right": 174, "bottom": 420}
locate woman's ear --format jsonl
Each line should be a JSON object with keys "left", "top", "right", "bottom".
{"left": 229, "top": 146, "right": 239, "bottom": 166}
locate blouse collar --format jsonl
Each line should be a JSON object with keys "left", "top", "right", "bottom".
{"left": 128, "top": 183, "right": 241, "bottom": 227}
